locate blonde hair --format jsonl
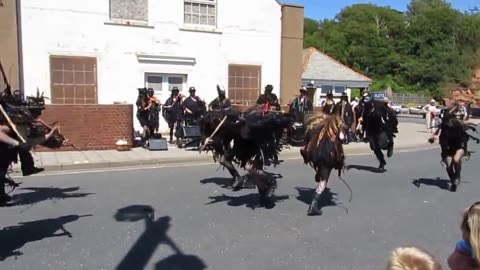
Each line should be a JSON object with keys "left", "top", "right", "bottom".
{"left": 461, "top": 202, "right": 480, "bottom": 264}
{"left": 387, "top": 246, "right": 442, "bottom": 270}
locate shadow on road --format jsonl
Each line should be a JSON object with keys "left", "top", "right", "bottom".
{"left": 295, "top": 187, "right": 348, "bottom": 214}
{"left": 346, "top": 164, "right": 385, "bottom": 173}
{"left": 114, "top": 205, "right": 206, "bottom": 270}
{"left": 9, "top": 186, "right": 94, "bottom": 207}
{"left": 206, "top": 193, "right": 289, "bottom": 209}
{"left": 412, "top": 177, "right": 450, "bottom": 190}
{"left": 200, "top": 177, "right": 233, "bottom": 189}
{"left": 0, "top": 214, "right": 92, "bottom": 261}
{"left": 200, "top": 172, "right": 283, "bottom": 190}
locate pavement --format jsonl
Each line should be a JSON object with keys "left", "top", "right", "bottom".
{"left": 1, "top": 143, "right": 479, "bottom": 269}
{"left": 10, "top": 121, "right": 435, "bottom": 173}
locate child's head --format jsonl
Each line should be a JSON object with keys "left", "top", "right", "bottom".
{"left": 461, "top": 201, "right": 480, "bottom": 262}
{"left": 387, "top": 246, "right": 442, "bottom": 270}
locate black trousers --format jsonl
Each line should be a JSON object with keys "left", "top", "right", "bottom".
{"left": 18, "top": 148, "right": 35, "bottom": 173}
{"left": 367, "top": 131, "right": 393, "bottom": 165}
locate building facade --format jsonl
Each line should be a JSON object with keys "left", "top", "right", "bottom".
{"left": 302, "top": 47, "right": 372, "bottom": 106}
{"left": 18, "top": 0, "right": 287, "bottom": 132}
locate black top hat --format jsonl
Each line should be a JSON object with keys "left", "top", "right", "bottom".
{"left": 341, "top": 91, "right": 348, "bottom": 97}
{"left": 189, "top": 87, "right": 196, "bottom": 92}
{"left": 171, "top": 87, "right": 179, "bottom": 92}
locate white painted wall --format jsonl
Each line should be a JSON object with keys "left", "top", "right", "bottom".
{"left": 20, "top": 0, "right": 282, "bottom": 132}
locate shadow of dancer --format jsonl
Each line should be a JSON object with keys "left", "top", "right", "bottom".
{"left": 412, "top": 177, "right": 450, "bottom": 190}
{"left": 10, "top": 186, "right": 94, "bottom": 207}
{"left": 114, "top": 205, "right": 206, "bottom": 270}
{"left": 0, "top": 214, "right": 92, "bottom": 261}
{"left": 295, "top": 187, "right": 348, "bottom": 214}
{"left": 346, "top": 164, "right": 386, "bottom": 173}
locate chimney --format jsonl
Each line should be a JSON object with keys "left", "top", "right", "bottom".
{"left": 279, "top": 4, "right": 304, "bottom": 105}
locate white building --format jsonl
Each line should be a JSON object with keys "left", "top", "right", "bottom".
{"left": 18, "top": 0, "right": 284, "bottom": 132}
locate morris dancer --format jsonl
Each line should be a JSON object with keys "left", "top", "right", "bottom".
{"left": 360, "top": 94, "right": 398, "bottom": 171}
{"left": 429, "top": 100, "right": 479, "bottom": 192}
{"left": 0, "top": 95, "right": 66, "bottom": 205}
{"left": 229, "top": 111, "right": 293, "bottom": 208}
{"left": 202, "top": 107, "right": 293, "bottom": 207}
{"left": 300, "top": 114, "right": 348, "bottom": 216}
{"left": 199, "top": 85, "right": 255, "bottom": 190}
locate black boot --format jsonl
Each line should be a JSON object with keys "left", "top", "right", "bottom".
{"left": 387, "top": 144, "right": 394, "bottom": 158}
{"left": 378, "top": 160, "right": 386, "bottom": 172}
{"left": 308, "top": 193, "right": 322, "bottom": 216}
{"left": 232, "top": 175, "right": 247, "bottom": 191}
{"left": 0, "top": 177, "right": 12, "bottom": 206}
{"left": 263, "top": 178, "right": 277, "bottom": 209}
{"left": 242, "top": 176, "right": 256, "bottom": 189}
{"left": 450, "top": 162, "right": 461, "bottom": 192}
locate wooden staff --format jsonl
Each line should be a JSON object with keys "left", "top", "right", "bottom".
{"left": 0, "top": 104, "right": 26, "bottom": 143}
{"left": 199, "top": 115, "right": 227, "bottom": 152}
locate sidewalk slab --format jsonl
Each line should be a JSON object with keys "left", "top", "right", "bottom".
{"left": 9, "top": 122, "right": 434, "bottom": 174}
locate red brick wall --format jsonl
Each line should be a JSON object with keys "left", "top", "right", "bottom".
{"left": 35, "top": 104, "right": 133, "bottom": 151}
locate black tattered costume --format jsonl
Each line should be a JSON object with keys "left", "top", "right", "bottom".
{"left": 359, "top": 95, "right": 398, "bottom": 171}
{"left": 0, "top": 90, "right": 67, "bottom": 205}
{"left": 429, "top": 104, "right": 479, "bottom": 191}
{"left": 200, "top": 86, "right": 294, "bottom": 208}
{"left": 300, "top": 113, "right": 348, "bottom": 215}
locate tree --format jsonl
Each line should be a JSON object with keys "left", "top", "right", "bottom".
{"left": 303, "top": 0, "right": 480, "bottom": 96}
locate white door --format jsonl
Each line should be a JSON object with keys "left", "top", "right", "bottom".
{"left": 144, "top": 73, "right": 188, "bottom": 132}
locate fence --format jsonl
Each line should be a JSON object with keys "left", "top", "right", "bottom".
{"left": 388, "top": 92, "right": 432, "bottom": 106}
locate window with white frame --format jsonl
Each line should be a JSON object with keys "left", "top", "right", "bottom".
{"left": 184, "top": 0, "right": 217, "bottom": 27}
{"left": 145, "top": 73, "right": 188, "bottom": 94}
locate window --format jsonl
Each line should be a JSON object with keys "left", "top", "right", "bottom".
{"left": 50, "top": 56, "right": 98, "bottom": 104}
{"left": 168, "top": 77, "right": 184, "bottom": 91}
{"left": 228, "top": 65, "right": 261, "bottom": 106}
{"left": 334, "top": 86, "right": 345, "bottom": 94}
{"left": 184, "top": 0, "right": 216, "bottom": 26}
{"left": 145, "top": 73, "right": 187, "bottom": 93}
{"left": 145, "top": 74, "right": 163, "bottom": 92}
{"left": 110, "top": 0, "right": 148, "bottom": 22}
{"left": 321, "top": 85, "right": 333, "bottom": 94}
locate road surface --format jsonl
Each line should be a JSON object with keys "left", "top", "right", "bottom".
{"left": 1, "top": 142, "right": 479, "bottom": 270}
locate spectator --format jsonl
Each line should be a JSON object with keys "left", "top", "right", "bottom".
{"left": 422, "top": 99, "right": 437, "bottom": 133}
{"left": 448, "top": 201, "right": 480, "bottom": 270}
{"left": 387, "top": 246, "right": 442, "bottom": 270}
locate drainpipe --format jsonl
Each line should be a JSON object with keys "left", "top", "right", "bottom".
{"left": 16, "top": 0, "right": 24, "bottom": 96}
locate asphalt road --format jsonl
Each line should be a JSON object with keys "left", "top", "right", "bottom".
{"left": 1, "top": 142, "right": 479, "bottom": 270}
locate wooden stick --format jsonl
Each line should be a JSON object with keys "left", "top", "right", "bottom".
{"left": 199, "top": 115, "right": 227, "bottom": 152}
{"left": 0, "top": 104, "right": 26, "bottom": 143}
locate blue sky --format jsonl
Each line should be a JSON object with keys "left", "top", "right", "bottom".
{"left": 285, "top": 0, "right": 480, "bottom": 20}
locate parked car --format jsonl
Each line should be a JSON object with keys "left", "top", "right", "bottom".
{"left": 389, "top": 103, "right": 402, "bottom": 114}
{"left": 409, "top": 105, "right": 446, "bottom": 118}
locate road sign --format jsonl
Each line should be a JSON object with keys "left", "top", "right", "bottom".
{"left": 371, "top": 92, "right": 386, "bottom": 99}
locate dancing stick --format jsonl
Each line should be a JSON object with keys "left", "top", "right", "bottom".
{"left": 199, "top": 115, "right": 227, "bottom": 152}
{"left": 0, "top": 104, "right": 26, "bottom": 143}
